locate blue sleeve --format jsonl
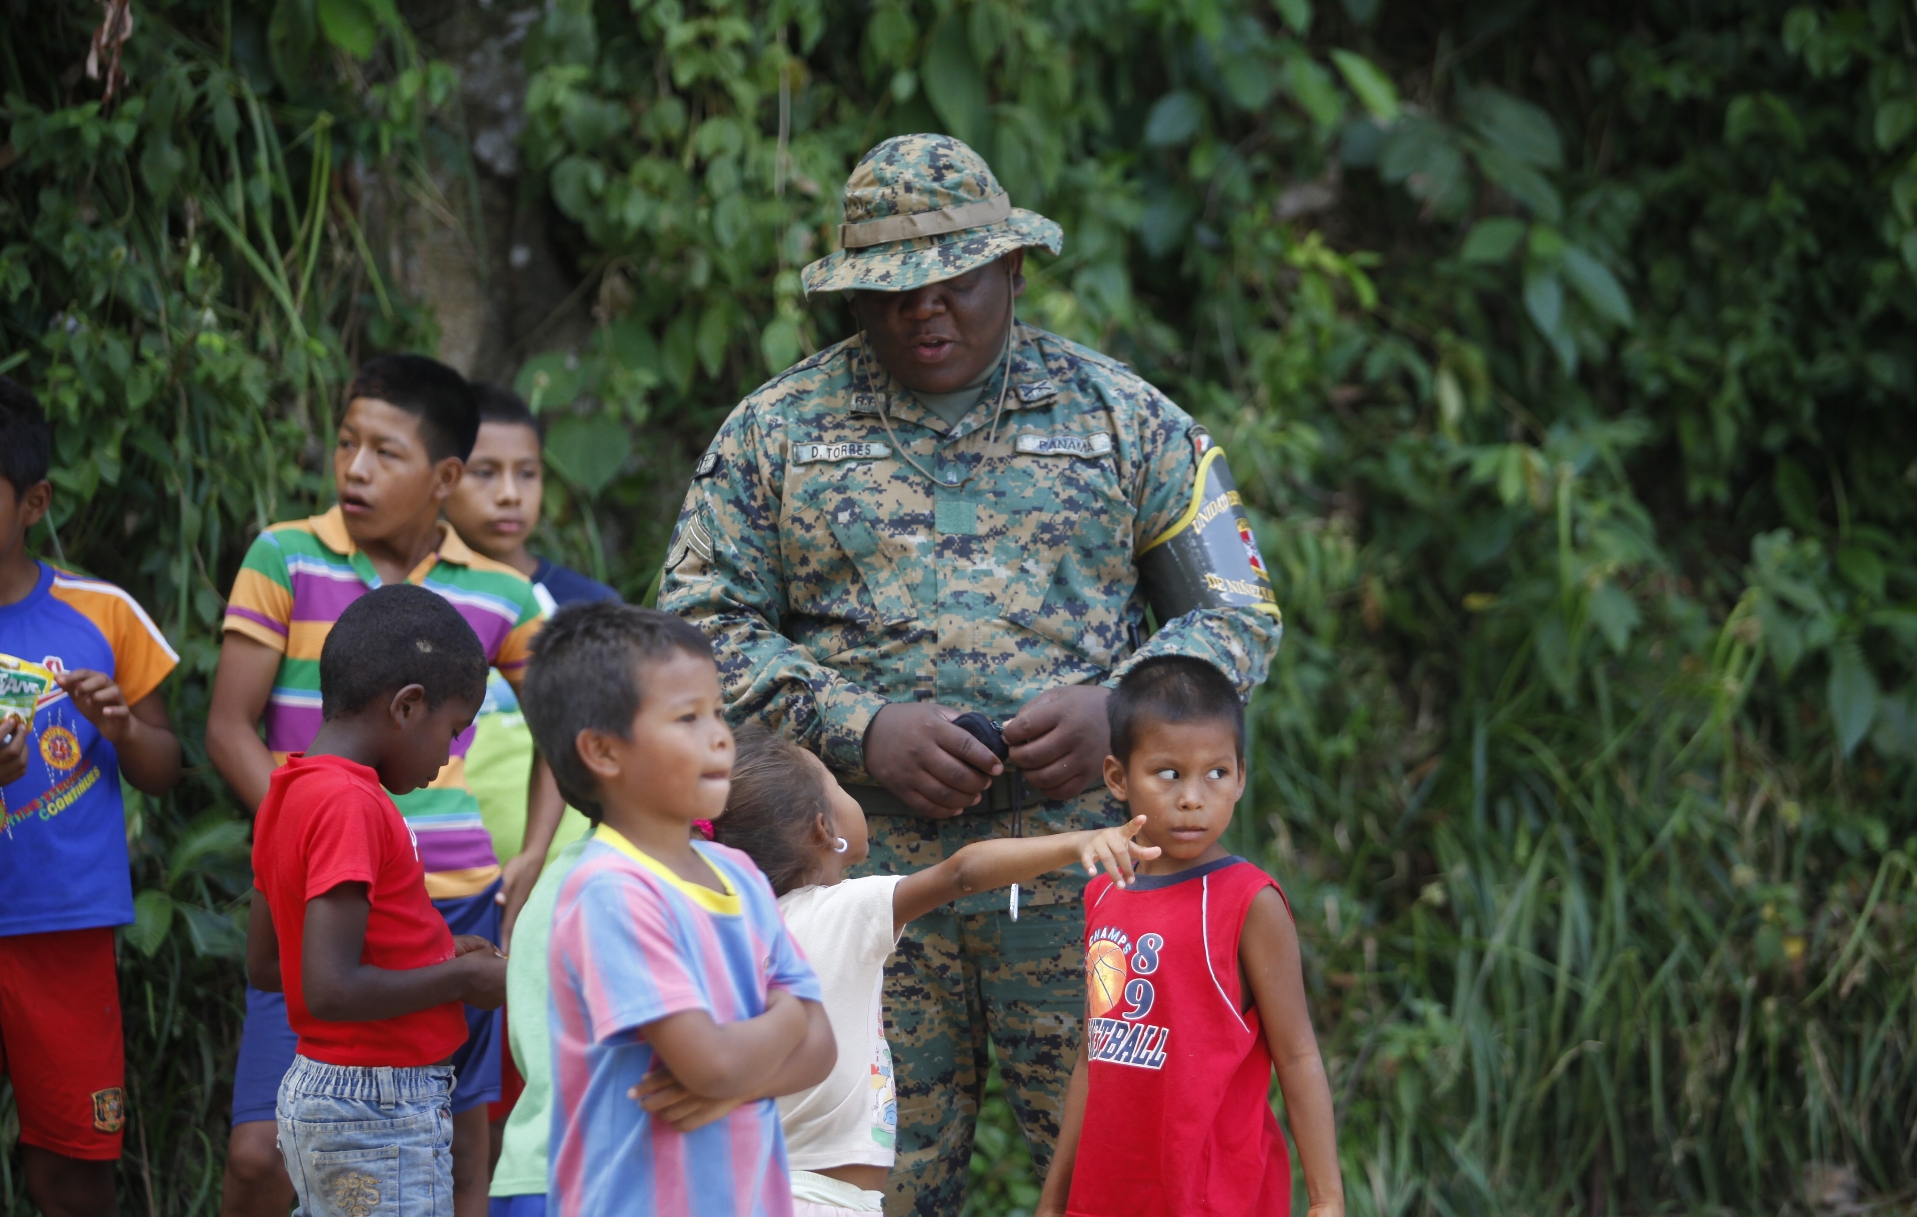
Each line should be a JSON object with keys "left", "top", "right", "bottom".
{"left": 752, "top": 872, "right": 821, "bottom": 1001}
{"left": 534, "top": 558, "right": 621, "bottom": 607}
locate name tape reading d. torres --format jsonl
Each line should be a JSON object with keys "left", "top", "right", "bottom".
{"left": 793, "top": 441, "right": 892, "bottom": 465}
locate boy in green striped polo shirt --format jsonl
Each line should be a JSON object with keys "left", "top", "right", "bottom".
{"left": 208, "top": 355, "right": 564, "bottom": 1217}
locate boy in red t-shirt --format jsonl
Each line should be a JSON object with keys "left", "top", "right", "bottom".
{"left": 247, "top": 583, "right": 507, "bottom": 1217}
{"left": 1036, "top": 656, "right": 1344, "bottom": 1217}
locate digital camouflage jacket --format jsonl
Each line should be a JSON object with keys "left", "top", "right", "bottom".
{"left": 660, "top": 322, "right": 1283, "bottom": 908}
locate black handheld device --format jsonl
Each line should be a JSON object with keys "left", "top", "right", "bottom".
{"left": 951, "top": 712, "right": 1009, "bottom": 762}
{"left": 949, "top": 710, "right": 1024, "bottom": 918}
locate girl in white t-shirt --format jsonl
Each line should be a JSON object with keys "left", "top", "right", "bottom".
{"left": 703, "top": 726, "right": 1157, "bottom": 1215}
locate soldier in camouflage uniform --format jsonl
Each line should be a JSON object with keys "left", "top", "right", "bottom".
{"left": 660, "top": 134, "right": 1282, "bottom": 1216}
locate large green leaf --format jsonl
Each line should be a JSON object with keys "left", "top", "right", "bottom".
{"left": 1724, "top": 91, "right": 1805, "bottom": 149}
{"left": 165, "top": 816, "right": 250, "bottom": 889}
{"left": 267, "top": 0, "right": 319, "bottom": 91}
{"left": 1331, "top": 50, "right": 1400, "bottom": 124}
{"left": 1475, "top": 146, "right": 1563, "bottom": 222}
{"left": 1875, "top": 98, "right": 1917, "bottom": 150}
{"left": 1522, "top": 266, "right": 1563, "bottom": 337}
{"left": 1380, "top": 120, "right": 1470, "bottom": 218}
{"left": 1829, "top": 642, "right": 1879, "bottom": 756}
{"left": 696, "top": 300, "right": 733, "bottom": 380}
{"left": 546, "top": 414, "right": 633, "bottom": 497}
{"left": 316, "top": 0, "right": 379, "bottom": 58}
{"left": 1838, "top": 544, "right": 1887, "bottom": 601}
{"left": 1559, "top": 245, "right": 1634, "bottom": 328}
{"left": 1460, "top": 217, "right": 1527, "bottom": 263}
{"left": 1588, "top": 581, "right": 1642, "bottom": 654}
{"left": 139, "top": 136, "right": 186, "bottom": 204}
{"left": 1273, "top": 0, "right": 1311, "bottom": 33}
{"left": 1144, "top": 91, "right": 1205, "bottom": 147}
{"left": 180, "top": 904, "right": 247, "bottom": 960}
{"left": 761, "top": 316, "right": 802, "bottom": 374}
{"left": 1281, "top": 48, "right": 1344, "bottom": 129}
{"left": 1219, "top": 52, "right": 1281, "bottom": 111}
{"left": 921, "top": 18, "right": 991, "bottom": 152}
{"left": 516, "top": 350, "right": 590, "bottom": 411}
{"left": 1461, "top": 86, "right": 1562, "bottom": 168}
{"left": 127, "top": 890, "right": 175, "bottom": 958}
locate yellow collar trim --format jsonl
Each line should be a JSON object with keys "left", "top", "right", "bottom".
{"left": 310, "top": 505, "right": 357, "bottom": 557}
{"left": 310, "top": 507, "right": 482, "bottom": 583}
{"left": 593, "top": 824, "right": 741, "bottom": 916}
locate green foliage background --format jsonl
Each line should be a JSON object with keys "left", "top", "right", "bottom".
{"left": 6, "top": 0, "right": 1917, "bottom": 1212}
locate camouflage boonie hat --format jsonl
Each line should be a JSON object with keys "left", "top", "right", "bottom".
{"left": 800, "top": 134, "right": 1063, "bottom": 295}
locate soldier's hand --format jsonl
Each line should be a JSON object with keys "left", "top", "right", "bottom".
{"left": 1003, "top": 685, "right": 1113, "bottom": 803}
{"left": 864, "top": 702, "right": 1002, "bottom": 818}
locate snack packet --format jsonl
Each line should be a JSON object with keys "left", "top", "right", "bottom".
{"left": 0, "top": 653, "right": 53, "bottom": 732}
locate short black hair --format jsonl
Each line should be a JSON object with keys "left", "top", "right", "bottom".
{"left": 1107, "top": 655, "right": 1245, "bottom": 763}
{"left": 0, "top": 377, "right": 52, "bottom": 495}
{"left": 319, "top": 584, "right": 489, "bottom": 720}
{"left": 520, "top": 601, "right": 716, "bottom": 821}
{"left": 713, "top": 726, "right": 832, "bottom": 896}
{"left": 347, "top": 354, "right": 479, "bottom": 463}
{"left": 474, "top": 383, "right": 544, "bottom": 442}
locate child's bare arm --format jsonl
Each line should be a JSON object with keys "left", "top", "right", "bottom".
{"left": 56, "top": 670, "right": 180, "bottom": 794}
{"left": 500, "top": 757, "right": 564, "bottom": 947}
{"left": 892, "top": 817, "right": 1159, "bottom": 934}
{"left": 245, "top": 889, "right": 282, "bottom": 993}
{"left": 641, "top": 986, "right": 820, "bottom": 1101}
{"left": 302, "top": 884, "right": 505, "bottom": 1021}
{"left": 1035, "top": 1029, "right": 1091, "bottom": 1217}
{"left": 633, "top": 991, "right": 836, "bottom": 1131}
{"left": 206, "top": 634, "right": 283, "bottom": 812}
{"left": 1242, "top": 887, "right": 1344, "bottom": 1217}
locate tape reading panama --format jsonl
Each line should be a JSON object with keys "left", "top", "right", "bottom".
{"left": 1136, "top": 441, "right": 1281, "bottom": 623}
{"left": 1015, "top": 431, "right": 1112, "bottom": 457}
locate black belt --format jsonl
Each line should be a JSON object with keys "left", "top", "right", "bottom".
{"left": 849, "top": 771, "right": 1029, "bottom": 820}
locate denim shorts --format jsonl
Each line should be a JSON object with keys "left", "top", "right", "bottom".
{"left": 277, "top": 1055, "right": 455, "bottom": 1217}
{"left": 238, "top": 881, "right": 505, "bottom": 1128}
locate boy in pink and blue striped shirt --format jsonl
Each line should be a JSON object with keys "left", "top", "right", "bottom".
{"left": 521, "top": 603, "right": 833, "bottom": 1217}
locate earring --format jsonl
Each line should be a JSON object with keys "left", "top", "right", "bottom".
{"left": 833, "top": 836, "right": 850, "bottom": 854}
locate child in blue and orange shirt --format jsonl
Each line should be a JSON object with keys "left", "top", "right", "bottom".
{"left": 518, "top": 602, "right": 835, "bottom": 1217}
{"left": 0, "top": 377, "right": 183, "bottom": 1217}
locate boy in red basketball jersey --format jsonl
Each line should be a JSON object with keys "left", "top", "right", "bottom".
{"left": 1036, "top": 656, "right": 1343, "bottom": 1217}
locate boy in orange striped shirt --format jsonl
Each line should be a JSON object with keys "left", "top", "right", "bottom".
{"left": 208, "top": 356, "right": 563, "bottom": 1217}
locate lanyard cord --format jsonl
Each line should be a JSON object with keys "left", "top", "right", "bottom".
{"left": 871, "top": 266, "right": 1020, "bottom": 491}
{"left": 1009, "top": 770, "right": 1024, "bottom": 920}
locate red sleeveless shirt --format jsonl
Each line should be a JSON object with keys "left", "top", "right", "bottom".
{"left": 1066, "top": 856, "right": 1293, "bottom": 1217}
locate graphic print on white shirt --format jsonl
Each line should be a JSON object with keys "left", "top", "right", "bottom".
{"left": 870, "top": 1027, "right": 896, "bottom": 1149}
{"left": 774, "top": 875, "right": 905, "bottom": 1171}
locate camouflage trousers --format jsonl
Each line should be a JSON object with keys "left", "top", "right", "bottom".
{"left": 880, "top": 900, "right": 1084, "bottom": 1217}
